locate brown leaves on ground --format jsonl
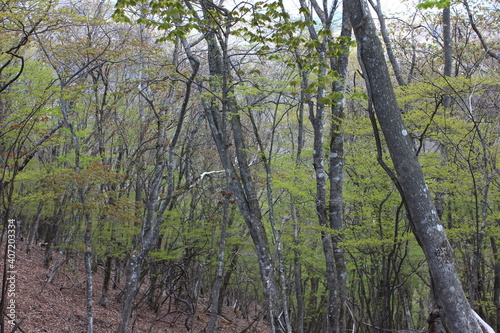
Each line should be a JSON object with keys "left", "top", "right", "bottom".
{"left": 1, "top": 241, "right": 271, "bottom": 333}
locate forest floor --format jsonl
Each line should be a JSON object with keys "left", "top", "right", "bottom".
{"left": 1, "top": 240, "right": 271, "bottom": 332}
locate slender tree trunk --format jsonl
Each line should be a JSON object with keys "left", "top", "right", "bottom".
{"left": 491, "top": 237, "right": 500, "bottom": 333}
{"left": 345, "top": 1, "right": 482, "bottom": 331}
{"left": 217, "top": 242, "right": 239, "bottom": 315}
{"left": 462, "top": 0, "right": 500, "bottom": 63}
{"left": 227, "top": 101, "right": 282, "bottom": 332}
{"left": 83, "top": 213, "right": 94, "bottom": 333}
{"left": 248, "top": 95, "right": 292, "bottom": 333}
{"left": 291, "top": 204, "right": 304, "bottom": 333}
{"left": 367, "top": 0, "right": 406, "bottom": 86}
{"left": 181, "top": 5, "right": 284, "bottom": 329}
{"left": 305, "top": 276, "right": 320, "bottom": 332}
{"left": 296, "top": 0, "right": 345, "bottom": 329}
{"left": 442, "top": 5, "right": 452, "bottom": 107}
{"left": 60, "top": 94, "right": 94, "bottom": 333}
{"left": 328, "top": 6, "right": 351, "bottom": 332}
{"left": 291, "top": 43, "right": 307, "bottom": 333}
{"left": 206, "top": 179, "right": 230, "bottom": 332}
{"left": 26, "top": 201, "right": 43, "bottom": 254}
{"left": 290, "top": 64, "right": 306, "bottom": 333}
{"left": 309, "top": 92, "right": 339, "bottom": 332}
{"left": 118, "top": 46, "right": 197, "bottom": 333}
{"left": 43, "top": 207, "right": 61, "bottom": 267}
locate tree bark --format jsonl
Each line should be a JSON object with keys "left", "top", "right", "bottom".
{"left": 491, "top": 237, "right": 500, "bottom": 333}
{"left": 328, "top": 6, "right": 351, "bottom": 332}
{"left": 296, "top": 0, "right": 348, "bottom": 330}
{"left": 99, "top": 256, "right": 112, "bottom": 307}
{"left": 206, "top": 178, "right": 230, "bottom": 332}
{"left": 291, "top": 205, "right": 304, "bottom": 333}
{"left": 367, "top": 0, "right": 406, "bottom": 86}
{"left": 118, "top": 46, "right": 198, "bottom": 332}
{"left": 26, "top": 201, "right": 43, "bottom": 254}
{"left": 462, "top": 0, "right": 500, "bottom": 64}
{"left": 345, "top": 1, "right": 482, "bottom": 331}
{"left": 442, "top": 5, "right": 452, "bottom": 108}
{"left": 179, "top": 2, "right": 286, "bottom": 330}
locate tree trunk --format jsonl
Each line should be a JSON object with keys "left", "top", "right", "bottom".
{"left": 206, "top": 178, "right": 230, "bottom": 332}
{"left": 118, "top": 43, "right": 197, "bottom": 332}
{"left": 328, "top": 6, "right": 351, "bottom": 332}
{"left": 99, "top": 256, "right": 112, "bottom": 307}
{"left": 217, "top": 242, "right": 239, "bottom": 315}
{"left": 84, "top": 219, "right": 94, "bottom": 333}
{"left": 61, "top": 94, "right": 94, "bottom": 333}
{"left": 26, "top": 201, "right": 43, "bottom": 254}
{"left": 248, "top": 93, "right": 292, "bottom": 333}
{"left": 491, "top": 237, "right": 500, "bottom": 333}
{"left": 296, "top": 0, "right": 347, "bottom": 330}
{"left": 345, "top": 1, "right": 482, "bottom": 331}
{"left": 118, "top": 252, "right": 142, "bottom": 333}
{"left": 181, "top": 4, "right": 285, "bottom": 329}
{"left": 367, "top": 0, "right": 406, "bottom": 86}
{"left": 291, "top": 204, "right": 304, "bottom": 333}
{"left": 442, "top": 5, "right": 452, "bottom": 107}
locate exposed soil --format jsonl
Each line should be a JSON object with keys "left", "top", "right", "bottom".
{"left": 1, "top": 240, "right": 271, "bottom": 332}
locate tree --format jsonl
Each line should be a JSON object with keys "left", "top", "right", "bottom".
{"left": 345, "top": 0, "right": 484, "bottom": 331}
{"left": 183, "top": 2, "right": 286, "bottom": 329}
{"left": 0, "top": 1, "right": 57, "bottom": 331}
{"left": 117, "top": 41, "right": 199, "bottom": 333}
{"left": 0, "top": 0, "right": 497, "bottom": 331}
{"left": 288, "top": 0, "right": 351, "bottom": 330}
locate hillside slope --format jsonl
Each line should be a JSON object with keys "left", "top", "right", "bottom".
{"left": 1, "top": 240, "right": 271, "bottom": 332}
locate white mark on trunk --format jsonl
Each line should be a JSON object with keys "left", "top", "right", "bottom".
{"left": 472, "top": 309, "right": 495, "bottom": 333}
{"left": 402, "top": 129, "right": 408, "bottom": 136}
{"left": 330, "top": 152, "right": 338, "bottom": 158}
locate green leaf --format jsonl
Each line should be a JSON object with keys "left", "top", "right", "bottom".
{"left": 416, "top": 0, "right": 451, "bottom": 9}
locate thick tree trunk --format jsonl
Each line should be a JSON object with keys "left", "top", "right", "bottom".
{"left": 118, "top": 252, "right": 142, "bottom": 333}
{"left": 99, "top": 256, "right": 112, "bottom": 307}
{"left": 345, "top": 1, "right": 482, "bottom": 332}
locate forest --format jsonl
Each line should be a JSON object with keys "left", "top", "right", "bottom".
{"left": 0, "top": 0, "right": 499, "bottom": 332}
